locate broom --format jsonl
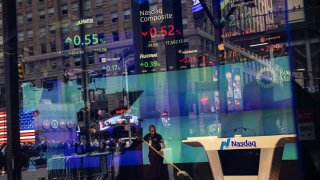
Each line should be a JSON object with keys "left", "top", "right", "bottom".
{"left": 142, "top": 139, "right": 193, "bottom": 180}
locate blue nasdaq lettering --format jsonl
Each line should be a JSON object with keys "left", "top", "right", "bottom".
{"left": 220, "top": 138, "right": 257, "bottom": 150}
{"left": 231, "top": 140, "right": 256, "bottom": 147}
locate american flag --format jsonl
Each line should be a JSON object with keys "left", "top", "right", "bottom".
{"left": 0, "top": 110, "right": 35, "bottom": 144}
{"left": 0, "top": 111, "right": 7, "bottom": 144}
{"left": 19, "top": 110, "right": 36, "bottom": 143}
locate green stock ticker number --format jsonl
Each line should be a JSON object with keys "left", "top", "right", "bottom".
{"left": 140, "top": 61, "right": 161, "bottom": 68}
{"left": 65, "top": 34, "right": 103, "bottom": 46}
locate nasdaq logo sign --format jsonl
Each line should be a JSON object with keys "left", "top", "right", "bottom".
{"left": 220, "top": 138, "right": 257, "bottom": 150}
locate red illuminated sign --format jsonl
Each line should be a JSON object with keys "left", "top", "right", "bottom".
{"left": 260, "top": 44, "right": 284, "bottom": 52}
{"left": 219, "top": 48, "right": 246, "bottom": 59}
{"left": 178, "top": 57, "right": 198, "bottom": 64}
{"left": 141, "top": 25, "right": 182, "bottom": 38}
{"left": 115, "top": 108, "right": 128, "bottom": 115}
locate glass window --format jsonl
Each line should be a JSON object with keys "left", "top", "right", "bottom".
{"left": 26, "top": 0, "right": 32, "bottom": 5}
{"left": 3, "top": 0, "right": 306, "bottom": 179}
{"left": 61, "top": 5, "right": 68, "bottom": 15}
{"left": 112, "top": 31, "right": 119, "bottom": 41}
{"left": 50, "top": 41, "right": 56, "bottom": 52}
{"left": 39, "top": 10, "right": 46, "bottom": 20}
{"left": 51, "top": 60, "right": 57, "bottom": 69}
{"left": 72, "top": 3, "right": 79, "bottom": 12}
{"left": 17, "top": 0, "right": 23, "bottom": 6}
{"left": 111, "top": 12, "right": 118, "bottom": 23}
{"left": 17, "top": 15, "right": 23, "bottom": 24}
{"left": 48, "top": 7, "right": 54, "bottom": 17}
{"left": 64, "top": 59, "right": 71, "bottom": 68}
{"left": 62, "top": 22, "right": 68, "bottom": 33}
{"left": 18, "top": 32, "right": 24, "bottom": 42}
{"left": 125, "top": 28, "right": 132, "bottom": 39}
{"left": 84, "top": 0, "right": 92, "bottom": 10}
{"left": 49, "top": 24, "right": 56, "bottom": 34}
{"left": 26, "top": 12, "right": 32, "bottom": 22}
{"left": 124, "top": 9, "right": 131, "bottom": 20}
{"left": 95, "top": 0, "right": 103, "bottom": 7}
{"left": 39, "top": 27, "right": 46, "bottom": 37}
{"left": 74, "top": 57, "right": 81, "bottom": 66}
{"left": 96, "top": 14, "right": 103, "bottom": 25}
{"left": 40, "top": 43, "right": 47, "bottom": 54}
{"left": 27, "top": 29, "right": 33, "bottom": 40}
{"left": 183, "top": 18, "right": 188, "bottom": 29}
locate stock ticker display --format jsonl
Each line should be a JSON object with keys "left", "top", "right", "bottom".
{"left": 59, "top": 0, "right": 290, "bottom": 79}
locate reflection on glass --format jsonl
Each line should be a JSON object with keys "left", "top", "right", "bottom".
{"left": 0, "top": 0, "right": 305, "bottom": 179}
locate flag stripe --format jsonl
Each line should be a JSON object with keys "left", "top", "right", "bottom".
{"left": 20, "top": 139, "right": 35, "bottom": 143}
{"left": 20, "top": 133, "right": 35, "bottom": 136}
{"left": 20, "top": 130, "right": 35, "bottom": 133}
{"left": 20, "top": 136, "right": 35, "bottom": 140}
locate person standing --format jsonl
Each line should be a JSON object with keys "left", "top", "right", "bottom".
{"left": 143, "top": 125, "right": 166, "bottom": 180}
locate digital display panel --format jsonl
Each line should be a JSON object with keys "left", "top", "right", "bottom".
{"left": 14, "top": 0, "right": 301, "bottom": 177}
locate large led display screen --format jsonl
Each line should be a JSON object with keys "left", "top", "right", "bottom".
{"left": 21, "top": 55, "right": 297, "bottom": 165}
{"left": 13, "top": 0, "right": 301, "bottom": 178}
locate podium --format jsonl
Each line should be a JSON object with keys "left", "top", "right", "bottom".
{"left": 182, "top": 135, "right": 296, "bottom": 180}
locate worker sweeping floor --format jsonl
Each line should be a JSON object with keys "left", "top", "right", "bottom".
{"left": 142, "top": 139, "right": 193, "bottom": 180}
